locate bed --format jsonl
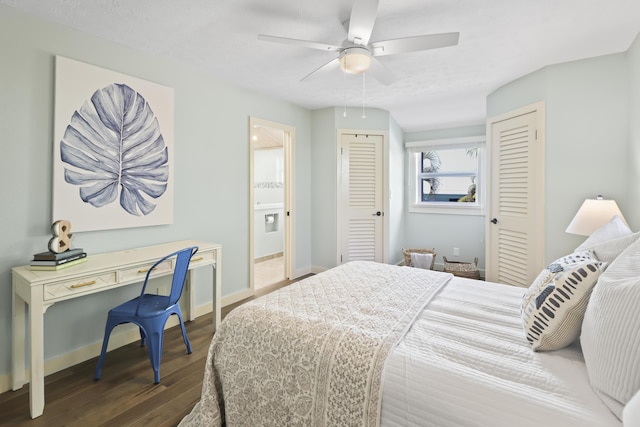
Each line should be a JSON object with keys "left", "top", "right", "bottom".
{"left": 180, "top": 223, "right": 640, "bottom": 426}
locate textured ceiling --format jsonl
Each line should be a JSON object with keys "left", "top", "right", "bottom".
{"left": 2, "top": 0, "right": 639, "bottom": 132}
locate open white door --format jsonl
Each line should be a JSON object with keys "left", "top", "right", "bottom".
{"left": 339, "top": 132, "right": 384, "bottom": 264}
{"left": 486, "top": 103, "right": 544, "bottom": 286}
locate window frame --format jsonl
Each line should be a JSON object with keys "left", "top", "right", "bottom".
{"left": 406, "top": 136, "right": 485, "bottom": 216}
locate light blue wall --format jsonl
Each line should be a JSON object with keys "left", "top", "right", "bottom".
{"left": 309, "top": 108, "right": 338, "bottom": 270}
{"left": 627, "top": 34, "right": 640, "bottom": 227}
{"left": 488, "top": 52, "right": 631, "bottom": 263}
{"left": 0, "top": 6, "right": 311, "bottom": 381}
{"left": 402, "top": 125, "right": 487, "bottom": 269}
{"left": 309, "top": 107, "right": 392, "bottom": 270}
{"left": 387, "top": 115, "right": 405, "bottom": 265}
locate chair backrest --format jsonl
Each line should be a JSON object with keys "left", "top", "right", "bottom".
{"left": 137, "top": 246, "right": 199, "bottom": 313}
{"left": 168, "top": 246, "right": 199, "bottom": 305}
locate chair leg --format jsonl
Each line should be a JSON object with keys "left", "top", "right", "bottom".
{"left": 139, "top": 327, "right": 146, "bottom": 347}
{"left": 144, "top": 328, "right": 164, "bottom": 384}
{"left": 94, "top": 321, "right": 116, "bottom": 381}
{"left": 175, "top": 311, "right": 192, "bottom": 354}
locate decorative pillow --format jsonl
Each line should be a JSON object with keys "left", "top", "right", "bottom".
{"left": 581, "top": 237, "right": 640, "bottom": 420}
{"left": 575, "top": 215, "right": 631, "bottom": 252}
{"left": 521, "top": 251, "right": 606, "bottom": 351}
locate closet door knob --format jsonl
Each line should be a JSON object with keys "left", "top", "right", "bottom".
{"left": 490, "top": 218, "right": 498, "bottom": 224}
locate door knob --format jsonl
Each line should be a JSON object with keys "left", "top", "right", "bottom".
{"left": 372, "top": 211, "right": 382, "bottom": 216}
{"left": 490, "top": 218, "right": 498, "bottom": 224}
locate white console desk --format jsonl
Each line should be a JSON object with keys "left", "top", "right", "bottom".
{"left": 11, "top": 239, "right": 222, "bottom": 419}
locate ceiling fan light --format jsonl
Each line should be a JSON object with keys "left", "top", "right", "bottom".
{"left": 339, "top": 47, "right": 371, "bottom": 74}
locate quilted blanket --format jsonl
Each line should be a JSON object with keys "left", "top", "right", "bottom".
{"left": 179, "top": 261, "right": 452, "bottom": 427}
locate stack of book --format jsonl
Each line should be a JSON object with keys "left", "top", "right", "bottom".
{"left": 30, "top": 248, "right": 88, "bottom": 271}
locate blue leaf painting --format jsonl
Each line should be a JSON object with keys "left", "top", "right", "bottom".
{"left": 60, "top": 83, "right": 168, "bottom": 216}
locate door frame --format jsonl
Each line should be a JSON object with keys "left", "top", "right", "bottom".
{"left": 336, "top": 128, "right": 388, "bottom": 265}
{"left": 249, "top": 116, "right": 295, "bottom": 293}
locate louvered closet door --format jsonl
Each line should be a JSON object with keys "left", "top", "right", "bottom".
{"left": 341, "top": 133, "right": 384, "bottom": 263}
{"left": 487, "top": 109, "right": 544, "bottom": 286}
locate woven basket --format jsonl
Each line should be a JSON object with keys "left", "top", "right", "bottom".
{"left": 402, "top": 248, "right": 437, "bottom": 270}
{"left": 443, "top": 256, "right": 480, "bottom": 279}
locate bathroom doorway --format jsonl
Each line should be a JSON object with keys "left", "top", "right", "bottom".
{"left": 249, "top": 117, "right": 294, "bottom": 292}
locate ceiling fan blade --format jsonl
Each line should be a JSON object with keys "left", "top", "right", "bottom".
{"left": 300, "top": 58, "right": 340, "bottom": 82}
{"left": 347, "top": 0, "right": 379, "bottom": 46}
{"left": 367, "top": 57, "right": 397, "bottom": 86}
{"left": 371, "top": 32, "right": 459, "bottom": 57}
{"left": 258, "top": 34, "right": 342, "bottom": 52}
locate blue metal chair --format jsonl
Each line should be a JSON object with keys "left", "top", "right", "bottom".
{"left": 94, "top": 246, "right": 198, "bottom": 383}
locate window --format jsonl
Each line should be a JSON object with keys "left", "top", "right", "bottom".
{"left": 406, "top": 136, "right": 485, "bottom": 215}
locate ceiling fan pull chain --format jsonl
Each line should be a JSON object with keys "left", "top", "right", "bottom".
{"left": 343, "top": 71, "right": 348, "bottom": 117}
{"left": 362, "top": 72, "right": 367, "bottom": 118}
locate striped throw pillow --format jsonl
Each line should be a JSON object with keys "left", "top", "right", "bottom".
{"left": 521, "top": 251, "right": 606, "bottom": 351}
{"left": 581, "top": 237, "right": 640, "bottom": 420}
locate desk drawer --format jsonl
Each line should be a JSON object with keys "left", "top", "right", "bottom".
{"left": 189, "top": 250, "right": 215, "bottom": 267}
{"left": 44, "top": 273, "right": 118, "bottom": 301}
{"left": 119, "top": 259, "right": 173, "bottom": 283}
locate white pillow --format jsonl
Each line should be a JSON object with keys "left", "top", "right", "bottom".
{"left": 521, "top": 251, "right": 606, "bottom": 351}
{"left": 580, "top": 231, "right": 640, "bottom": 265}
{"left": 624, "top": 389, "right": 640, "bottom": 426}
{"left": 575, "top": 215, "right": 631, "bottom": 252}
{"left": 581, "top": 237, "right": 640, "bottom": 420}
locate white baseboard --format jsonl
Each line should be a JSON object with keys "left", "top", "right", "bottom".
{"left": 221, "top": 289, "right": 253, "bottom": 307}
{"left": 220, "top": 269, "right": 315, "bottom": 308}
{"left": 194, "top": 302, "right": 214, "bottom": 318}
{"left": 310, "top": 265, "right": 328, "bottom": 274}
{"left": 0, "top": 373, "right": 11, "bottom": 395}
{"left": 291, "top": 266, "right": 312, "bottom": 278}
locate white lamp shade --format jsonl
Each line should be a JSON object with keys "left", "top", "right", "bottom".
{"left": 565, "top": 197, "right": 627, "bottom": 236}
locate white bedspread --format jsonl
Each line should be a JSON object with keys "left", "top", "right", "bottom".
{"left": 381, "top": 277, "right": 621, "bottom": 426}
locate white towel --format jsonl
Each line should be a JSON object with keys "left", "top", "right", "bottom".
{"left": 410, "top": 252, "right": 433, "bottom": 269}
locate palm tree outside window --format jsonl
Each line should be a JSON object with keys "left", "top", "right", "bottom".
{"left": 419, "top": 147, "right": 478, "bottom": 203}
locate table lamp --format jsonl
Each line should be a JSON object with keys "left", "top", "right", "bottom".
{"left": 565, "top": 195, "right": 627, "bottom": 236}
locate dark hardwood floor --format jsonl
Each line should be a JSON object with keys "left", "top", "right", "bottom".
{"left": 0, "top": 276, "right": 309, "bottom": 427}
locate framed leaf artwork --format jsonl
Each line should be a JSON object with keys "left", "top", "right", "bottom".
{"left": 53, "top": 56, "right": 174, "bottom": 232}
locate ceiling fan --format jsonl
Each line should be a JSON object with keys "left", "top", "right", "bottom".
{"left": 257, "top": 0, "right": 459, "bottom": 85}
